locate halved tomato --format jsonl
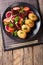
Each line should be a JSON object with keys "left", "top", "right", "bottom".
{"left": 23, "top": 7, "right": 30, "bottom": 11}
{"left": 5, "top": 26, "right": 14, "bottom": 33}
{"left": 9, "top": 27, "right": 14, "bottom": 32}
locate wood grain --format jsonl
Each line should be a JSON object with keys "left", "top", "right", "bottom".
{"left": 33, "top": 45, "right": 43, "bottom": 65}
{"left": 23, "top": 47, "right": 33, "bottom": 65}
{"left": 13, "top": 49, "right": 24, "bottom": 65}
{"left": 13, "top": 47, "right": 33, "bottom": 65}
{"left": 2, "top": 50, "right": 13, "bottom": 65}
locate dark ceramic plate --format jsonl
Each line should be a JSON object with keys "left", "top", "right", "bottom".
{"left": 2, "top": 2, "right": 41, "bottom": 42}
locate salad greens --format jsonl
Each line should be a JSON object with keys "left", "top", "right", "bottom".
{"left": 19, "top": 9, "right": 24, "bottom": 13}
{"left": 9, "top": 22, "right": 13, "bottom": 27}
{"left": 13, "top": 30, "right": 17, "bottom": 36}
{"left": 19, "top": 7, "right": 24, "bottom": 13}
{"left": 14, "top": 16, "right": 19, "bottom": 24}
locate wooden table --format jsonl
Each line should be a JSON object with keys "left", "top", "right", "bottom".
{"left": 0, "top": 0, "right": 43, "bottom": 65}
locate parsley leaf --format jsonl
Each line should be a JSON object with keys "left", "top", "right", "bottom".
{"left": 9, "top": 22, "right": 13, "bottom": 27}
{"left": 14, "top": 16, "right": 19, "bottom": 24}
{"left": 13, "top": 30, "right": 17, "bottom": 36}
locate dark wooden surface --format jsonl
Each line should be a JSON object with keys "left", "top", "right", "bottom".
{"left": 0, "top": 0, "right": 43, "bottom": 65}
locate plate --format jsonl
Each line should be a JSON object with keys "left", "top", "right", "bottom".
{"left": 2, "top": 2, "right": 41, "bottom": 42}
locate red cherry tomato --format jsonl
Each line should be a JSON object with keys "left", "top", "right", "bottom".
{"left": 23, "top": 7, "right": 30, "bottom": 11}
{"left": 9, "top": 27, "right": 14, "bottom": 32}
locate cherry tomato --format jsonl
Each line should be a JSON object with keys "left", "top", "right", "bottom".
{"left": 23, "top": 7, "right": 30, "bottom": 11}
{"left": 9, "top": 27, "right": 14, "bottom": 32}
